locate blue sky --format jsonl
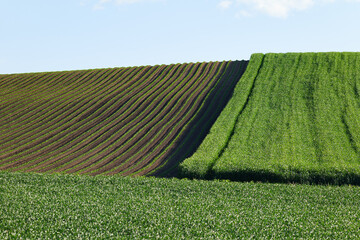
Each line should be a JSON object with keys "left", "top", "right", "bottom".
{"left": 1, "top": 0, "right": 360, "bottom": 74}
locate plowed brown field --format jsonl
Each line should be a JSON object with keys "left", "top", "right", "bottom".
{"left": 0, "top": 61, "right": 248, "bottom": 176}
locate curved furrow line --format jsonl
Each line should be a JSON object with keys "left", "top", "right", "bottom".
{"left": 5, "top": 69, "right": 93, "bottom": 92}
{"left": 0, "top": 74, "right": 19, "bottom": 87}
{"left": 0, "top": 67, "right": 145, "bottom": 154}
{"left": 0, "top": 74, "right": 31, "bottom": 97}
{"left": 0, "top": 70, "right": 111, "bottom": 138}
{"left": 34, "top": 63, "right": 192, "bottom": 173}
{"left": 0, "top": 68, "right": 107, "bottom": 128}
{"left": 112, "top": 61, "right": 229, "bottom": 175}
{"left": 0, "top": 66, "right": 127, "bottom": 129}
{"left": 0, "top": 64, "right": 178, "bottom": 170}
{"left": 99, "top": 65, "right": 220, "bottom": 176}
{"left": 0, "top": 72, "right": 56, "bottom": 95}
{"left": 14, "top": 64, "right": 176, "bottom": 171}
{"left": 0, "top": 71, "right": 67, "bottom": 89}
{"left": 80, "top": 62, "right": 215, "bottom": 175}
{"left": 0, "top": 65, "right": 162, "bottom": 163}
{"left": 144, "top": 62, "right": 239, "bottom": 177}
{"left": 0, "top": 71, "right": 67, "bottom": 116}
{"left": 0, "top": 66, "right": 145, "bottom": 145}
{"left": 0, "top": 60, "right": 251, "bottom": 178}
{"left": 112, "top": 62, "right": 226, "bottom": 176}
{"left": 44, "top": 63, "right": 199, "bottom": 174}
{"left": 149, "top": 61, "right": 248, "bottom": 177}
{"left": 0, "top": 66, "right": 153, "bottom": 144}
{"left": 0, "top": 70, "right": 78, "bottom": 103}
{"left": 0, "top": 68, "right": 121, "bottom": 147}
{"left": 0, "top": 70, "right": 96, "bottom": 114}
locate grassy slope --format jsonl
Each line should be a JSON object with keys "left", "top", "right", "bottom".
{"left": 1, "top": 171, "right": 360, "bottom": 239}
{"left": 178, "top": 54, "right": 264, "bottom": 178}
{"left": 181, "top": 52, "right": 360, "bottom": 184}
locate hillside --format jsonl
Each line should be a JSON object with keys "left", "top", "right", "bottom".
{"left": 181, "top": 53, "right": 360, "bottom": 185}
{"left": 0, "top": 61, "right": 248, "bottom": 176}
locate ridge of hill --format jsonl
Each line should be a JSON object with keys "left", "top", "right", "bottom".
{"left": 181, "top": 52, "right": 360, "bottom": 185}
{"left": 0, "top": 61, "right": 248, "bottom": 176}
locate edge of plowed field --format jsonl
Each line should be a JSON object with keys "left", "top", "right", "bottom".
{"left": 179, "top": 54, "right": 264, "bottom": 178}
{"left": 0, "top": 60, "right": 248, "bottom": 176}
{"left": 151, "top": 60, "right": 249, "bottom": 177}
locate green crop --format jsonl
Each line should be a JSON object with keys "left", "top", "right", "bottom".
{"left": 181, "top": 52, "right": 360, "bottom": 185}
{"left": 1, "top": 171, "right": 359, "bottom": 239}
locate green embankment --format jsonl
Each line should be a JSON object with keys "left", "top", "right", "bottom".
{"left": 178, "top": 54, "right": 264, "bottom": 178}
{"left": 181, "top": 52, "right": 360, "bottom": 184}
{"left": 1, "top": 171, "right": 360, "bottom": 239}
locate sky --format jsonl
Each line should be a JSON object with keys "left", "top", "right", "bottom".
{"left": 1, "top": 0, "right": 360, "bottom": 74}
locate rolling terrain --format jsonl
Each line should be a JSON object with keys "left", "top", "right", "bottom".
{"left": 2, "top": 52, "right": 360, "bottom": 184}
{"left": 2, "top": 53, "right": 360, "bottom": 239}
{"left": 0, "top": 61, "right": 248, "bottom": 176}
{"left": 181, "top": 52, "right": 360, "bottom": 184}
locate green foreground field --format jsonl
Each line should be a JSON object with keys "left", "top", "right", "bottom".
{"left": 1, "top": 171, "right": 360, "bottom": 239}
{"left": 181, "top": 52, "right": 360, "bottom": 184}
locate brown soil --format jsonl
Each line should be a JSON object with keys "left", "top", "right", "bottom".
{"left": 0, "top": 60, "right": 248, "bottom": 177}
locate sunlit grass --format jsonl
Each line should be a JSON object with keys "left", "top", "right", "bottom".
{"left": 181, "top": 52, "right": 360, "bottom": 185}
{"left": 1, "top": 171, "right": 360, "bottom": 239}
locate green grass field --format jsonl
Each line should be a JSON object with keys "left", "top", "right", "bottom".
{"left": 1, "top": 171, "right": 360, "bottom": 239}
{"left": 181, "top": 52, "right": 360, "bottom": 184}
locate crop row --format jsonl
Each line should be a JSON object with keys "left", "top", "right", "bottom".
{"left": 155, "top": 60, "right": 249, "bottom": 177}
{"left": 0, "top": 64, "right": 180, "bottom": 173}
{"left": 0, "top": 61, "right": 247, "bottom": 176}
{"left": 0, "top": 66, "right": 155, "bottom": 157}
{"left": 39, "top": 62, "right": 207, "bottom": 175}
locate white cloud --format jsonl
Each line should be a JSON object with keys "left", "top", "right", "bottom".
{"left": 93, "top": 0, "right": 162, "bottom": 10}
{"left": 93, "top": 0, "right": 112, "bottom": 10}
{"left": 219, "top": 0, "right": 360, "bottom": 18}
{"left": 237, "top": 10, "right": 253, "bottom": 17}
{"left": 218, "top": 0, "right": 233, "bottom": 9}
{"left": 237, "top": 0, "right": 314, "bottom": 18}
{"left": 114, "top": 0, "right": 144, "bottom": 4}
